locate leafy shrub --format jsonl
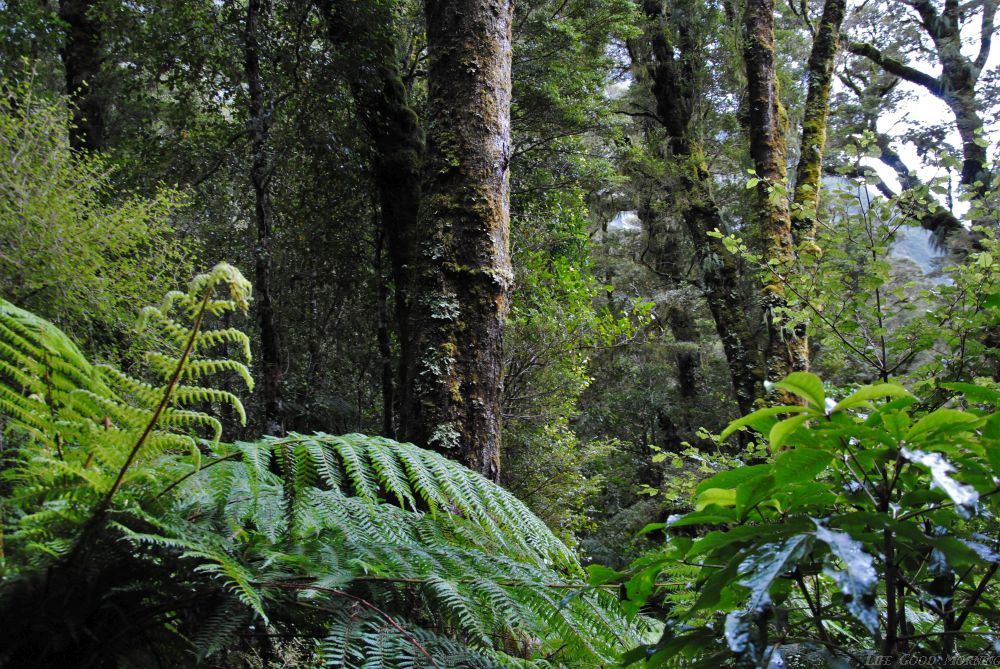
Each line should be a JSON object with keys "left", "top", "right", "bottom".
{"left": 0, "top": 77, "right": 194, "bottom": 361}
{"left": 608, "top": 372, "right": 1000, "bottom": 667}
{"left": 0, "top": 263, "right": 643, "bottom": 667}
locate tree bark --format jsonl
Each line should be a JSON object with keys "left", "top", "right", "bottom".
{"left": 403, "top": 0, "right": 514, "bottom": 481}
{"left": 245, "top": 0, "right": 284, "bottom": 436}
{"left": 679, "top": 161, "right": 767, "bottom": 415}
{"left": 791, "top": 0, "right": 846, "bottom": 243}
{"left": 634, "top": 0, "right": 767, "bottom": 415}
{"left": 784, "top": 0, "right": 846, "bottom": 372}
{"left": 59, "top": 0, "right": 105, "bottom": 152}
{"left": 744, "top": 0, "right": 807, "bottom": 380}
{"left": 376, "top": 230, "right": 396, "bottom": 438}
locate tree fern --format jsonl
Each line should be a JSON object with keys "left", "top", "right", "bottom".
{"left": 0, "top": 264, "right": 643, "bottom": 667}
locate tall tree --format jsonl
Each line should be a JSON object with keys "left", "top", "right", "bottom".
{"left": 791, "top": 0, "right": 847, "bottom": 244}
{"left": 778, "top": 0, "right": 848, "bottom": 373}
{"left": 245, "top": 0, "right": 284, "bottom": 435}
{"left": 847, "top": 0, "right": 997, "bottom": 196}
{"left": 59, "top": 0, "right": 105, "bottom": 151}
{"left": 743, "top": 0, "right": 808, "bottom": 380}
{"left": 402, "top": 0, "right": 515, "bottom": 480}
{"left": 630, "top": 0, "right": 767, "bottom": 415}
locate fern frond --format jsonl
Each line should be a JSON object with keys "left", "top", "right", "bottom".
{"left": 0, "top": 264, "right": 644, "bottom": 667}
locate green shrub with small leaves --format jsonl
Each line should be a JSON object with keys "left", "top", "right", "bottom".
{"left": 0, "top": 263, "right": 644, "bottom": 668}
{"left": 605, "top": 372, "right": 1000, "bottom": 668}
{"left": 0, "top": 77, "right": 194, "bottom": 363}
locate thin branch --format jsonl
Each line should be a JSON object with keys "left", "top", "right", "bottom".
{"left": 955, "top": 562, "right": 999, "bottom": 628}
{"left": 975, "top": 0, "right": 997, "bottom": 71}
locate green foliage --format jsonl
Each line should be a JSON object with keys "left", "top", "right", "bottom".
{"left": 505, "top": 186, "right": 652, "bottom": 541}
{"left": 0, "top": 264, "right": 643, "bottom": 667}
{"left": 0, "top": 78, "right": 195, "bottom": 361}
{"left": 611, "top": 372, "right": 1000, "bottom": 667}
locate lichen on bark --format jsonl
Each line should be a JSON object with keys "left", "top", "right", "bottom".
{"left": 402, "top": 0, "right": 514, "bottom": 482}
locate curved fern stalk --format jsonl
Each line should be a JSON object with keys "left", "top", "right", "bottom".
{"left": 104, "top": 288, "right": 211, "bottom": 504}
{"left": 63, "top": 265, "right": 251, "bottom": 563}
{"left": 0, "top": 264, "right": 253, "bottom": 569}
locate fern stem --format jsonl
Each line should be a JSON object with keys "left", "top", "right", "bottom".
{"left": 69, "top": 288, "right": 213, "bottom": 564}
{"left": 277, "top": 583, "right": 443, "bottom": 669}
{"left": 155, "top": 450, "right": 243, "bottom": 500}
{"left": 104, "top": 288, "right": 212, "bottom": 502}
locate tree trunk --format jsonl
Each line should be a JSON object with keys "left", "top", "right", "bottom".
{"left": 680, "top": 162, "right": 767, "bottom": 415}
{"left": 744, "top": 0, "right": 807, "bottom": 381}
{"left": 245, "top": 0, "right": 284, "bottom": 436}
{"left": 59, "top": 0, "right": 105, "bottom": 152}
{"left": 376, "top": 229, "right": 396, "bottom": 438}
{"left": 785, "top": 0, "right": 846, "bottom": 372}
{"left": 635, "top": 0, "right": 766, "bottom": 415}
{"left": 791, "top": 0, "right": 846, "bottom": 243}
{"left": 403, "top": 0, "right": 514, "bottom": 481}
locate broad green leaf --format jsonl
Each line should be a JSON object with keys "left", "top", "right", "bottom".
{"left": 769, "top": 414, "right": 811, "bottom": 449}
{"left": 929, "top": 536, "right": 982, "bottom": 569}
{"left": 813, "top": 523, "right": 878, "bottom": 633}
{"left": 780, "top": 482, "right": 836, "bottom": 511}
{"left": 735, "top": 534, "right": 813, "bottom": 612}
{"left": 689, "top": 525, "right": 789, "bottom": 558}
{"left": 586, "top": 564, "right": 624, "bottom": 587}
{"left": 669, "top": 508, "right": 738, "bottom": 527}
{"left": 773, "top": 448, "right": 833, "bottom": 486}
{"left": 637, "top": 522, "right": 666, "bottom": 536}
{"left": 832, "top": 383, "right": 911, "bottom": 412}
{"left": 881, "top": 411, "right": 910, "bottom": 440}
{"left": 941, "top": 382, "right": 1000, "bottom": 404}
{"left": 695, "top": 464, "right": 771, "bottom": 495}
{"left": 696, "top": 487, "right": 737, "bottom": 511}
{"left": 689, "top": 554, "right": 741, "bottom": 614}
{"left": 736, "top": 475, "right": 774, "bottom": 519}
{"left": 904, "top": 409, "right": 982, "bottom": 442}
{"left": 773, "top": 372, "right": 825, "bottom": 410}
{"left": 721, "top": 406, "right": 812, "bottom": 440}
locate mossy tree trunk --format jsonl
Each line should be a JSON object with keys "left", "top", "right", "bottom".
{"left": 402, "top": 0, "right": 514, "bottom": 481}
{"left": 59, "top": 0, "right": 105, "bottom": 152}
{"left": 321, "top": 0, "right": 425, "bottom": 437}
{"left": 245, "top": 0, "right": 284, "bottom": 436}
{"left": 785, "top": 0, "right": 846, "bottom": 372}
{"left": 634, "top": 0, "right": 766, "bottom": 415}
{"left": 744, "top": 0, "right": 808, "bottom": 380}
{"left": 791, "top": 0, "right": 846, "bottom": 244}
